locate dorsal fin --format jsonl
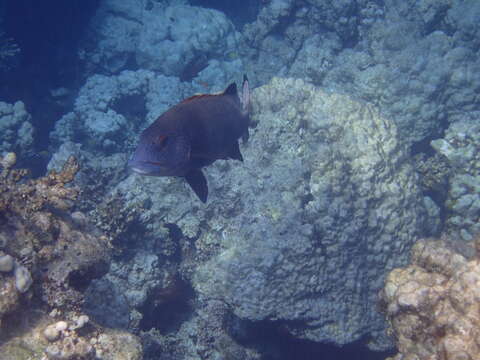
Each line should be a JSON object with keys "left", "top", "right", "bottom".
{"left": 223, "top": 82, "right": 237, "bottom": 96}
{"left": 179, "top": 82, "right": 237, "bottom": 105}
{"left": 180, "top": 94, "right": 214, "bottom": 104}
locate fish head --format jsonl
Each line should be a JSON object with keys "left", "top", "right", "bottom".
{"left": 128, "top": 132, "right": 191, "bottom": 177}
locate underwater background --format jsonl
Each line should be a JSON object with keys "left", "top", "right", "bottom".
{"left": 1, "top": 0, "right": 480, "bottom": 359}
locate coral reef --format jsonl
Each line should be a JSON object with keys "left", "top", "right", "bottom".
{"left": 381, "top": 237, "right": 480, "bottom": 360}
{"left": 0, "top": 153, "right": 139, "bottom": 359}
{"left": 0, "top": 310, "right": 142, "bottom": 360}
{"left": 0, "top": 152, "right": 78, "bottom": 215}
{"left": 431, "top": 114, "right": 480, "bottom": 241}
{"left": 136, "top": 5, "right": 240, "bottom": 76}
{"left": 51, "top": 70, "right": 162, "bottom": 153}
{"left": 0, "top": 101, "right": 34, "bottom": 155}
{"left": 0, "top": 153, "right": 88, "bottom": 317}
{"left": 30, "top": 0, "right": 480, "bottom": 357}
{"left": 84, "top": 251, "right": 174, "bottom": 330}
{"left": 95, "top": 77, "right": 435, "bottom": 353}
{"left": 242, "top": 0, "right": 480, "bottom": 146}
{"left": 47, "top": 142, "right": 129, "bottom": 212}
{"left": 81, "top": 1, "right": 242, "bottom": 78}
{"left": 414, "top": 153, "right": 451, "bottom": 200}
{"left": 50, "top": 70, "right": 203, "bottom": 154}
{"left": 191, "top": 77, "right": 433, "bottom": 350}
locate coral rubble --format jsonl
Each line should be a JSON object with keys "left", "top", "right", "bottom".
{"left": 1, "top": 310, "right": 142, "bottom": 360}
{"left": 0, "top": 153, "right": 139, "bottom": 359}
{"left": 381, "top": 237, "right": 480, "bottom": 359}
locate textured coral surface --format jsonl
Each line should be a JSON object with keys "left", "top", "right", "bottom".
{"left": 92, "top": 77, "right": 432, "bottom": 353}
{"left": 0, "top": 154, "right": 139, "bottom": 359}
{"left": 3, "top": 0, "right": 480, "bottom": 358}
{"left": 244, "top": 0, "right": 480, "bottom": 147}
{"left": 0, "top": 101, "right": 34, "bottom": 156}
{"left": 431, "top": 116, "right": 480, "bottom": 241}
{"left": 381, "top": 237, "right": 480, "bottom": 360}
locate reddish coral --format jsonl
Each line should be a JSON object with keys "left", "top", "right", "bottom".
{"left": 0, "top": 153, "right": 111, "bottom": 325}
{"left": 381, "top": 237, "right": 480, "bottom": 360}
{"left": 0, "top": 154, "right": 78, "bottom": 216}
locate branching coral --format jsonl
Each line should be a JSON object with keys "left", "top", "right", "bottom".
{"left": 0, "top": 309, "right": 143, "bottom": 359}
{"left": 0, "top": 152, "right": 79, "bottom": 216}
{"left": 381, "top": 237, "right": 480, "bottom": 360}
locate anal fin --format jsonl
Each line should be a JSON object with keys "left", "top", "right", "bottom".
{"left": 228, "top": 141, "right": 243, "bottom": 161}
{"left": 242, "top": 129, "right": 249, "bottom": 143}
{"left": 185, "top": 169, "right": 208, "bottom": 203}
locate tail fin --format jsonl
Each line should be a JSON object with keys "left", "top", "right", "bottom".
{"left": 241, "top": 74, "right": 250, "bottom": 143}
{"left": 241, "top": 74, "right": 250, "bottom": 116}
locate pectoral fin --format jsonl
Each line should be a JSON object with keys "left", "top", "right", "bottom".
{"left": 185, "top": 169, "right": 208, "bottom": 203}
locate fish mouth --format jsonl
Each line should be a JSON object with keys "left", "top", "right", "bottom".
{"left": 128, "top": 159, "right": 168, "bottom": 176}
{"left": 130, "top": 166, "right": 154, "bottom": 175}
{"left": 128, "top": 157, "right": 187, "bottom": 177}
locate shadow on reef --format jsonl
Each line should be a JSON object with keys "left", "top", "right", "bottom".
{"left": 190, "top": 0, "right": 261, "bottom": 28}
{"left": 228, "top": 316, "right": 395, "bottom": 360}
{"left": 111, "top": 93, "right": 148, "bottom": 127}
{"left": 139, "top": 277, "right": 195, "bottom": 334}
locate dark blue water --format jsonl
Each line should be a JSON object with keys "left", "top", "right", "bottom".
{"left": 1, "top": 0, "right": 99, "bottom": 152}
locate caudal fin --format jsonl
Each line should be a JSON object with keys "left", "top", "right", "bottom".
{"left": 241, "top": 75, "right": 250, "bottom": 143}
{"left": 241, "top": 74, "right": 250, "bottom": 116}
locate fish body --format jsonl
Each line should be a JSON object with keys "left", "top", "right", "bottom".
{"left": 129, "top": 76, "right": 250, "bottom": 203}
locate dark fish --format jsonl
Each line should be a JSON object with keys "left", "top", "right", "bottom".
{"left": 129, "top": 75, "right": 251, "bottom": 203}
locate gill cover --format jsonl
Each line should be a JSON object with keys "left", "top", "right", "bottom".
{"left": 130, "top": 133, "right": 190, "bottom": 176}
